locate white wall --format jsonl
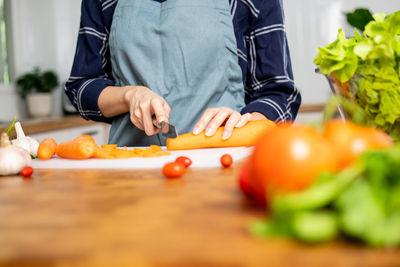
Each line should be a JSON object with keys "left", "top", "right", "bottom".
{"left": 283, "top": 0, "right": 400, "bottom": 106}
{"left": 11, "top": 0, "right": 81, "bottom": 78}
{"left": 0, "top": 0, "right": 81, "bottom": 121}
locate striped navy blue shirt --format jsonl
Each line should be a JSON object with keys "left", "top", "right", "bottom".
{"left": 65, "top": 0, "right": 301, "bottom": 124}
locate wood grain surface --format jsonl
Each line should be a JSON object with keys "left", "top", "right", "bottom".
{"left": 0, "top": 164, "right": 399, "bottom": 267}
{"left": 298, "top": 103, "right": 325, "bottom": 113}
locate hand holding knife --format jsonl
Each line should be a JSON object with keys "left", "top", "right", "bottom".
{"left": 152, "top": 114, "right": 178, "bottom": 139}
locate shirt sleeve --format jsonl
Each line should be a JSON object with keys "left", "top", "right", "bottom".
{"left": 64, "top": 0, "right": 115, "bottom": 124}
{"left": 240, "top": 0, "right": 301, "bottom": 122}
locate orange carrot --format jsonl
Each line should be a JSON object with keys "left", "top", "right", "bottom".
{"left": 54, "top": 134, "right": 170, "bottom": 159}
{"left": 74, "top": 135, "right": 96, "bottom": 143}
{"left": 92, "top": 148, "right": 116, "bottom": 159}
{"left": 37, "top": 138, "right": 57, "bottom": 160}
{"left": 101, "top": 144, "right": 118, "bottom": 150}
{"left": 56, "top": 139, "right": 96, "bottom": 160}
{"left": 113, "top": 149, "right": 140, "bottom": 159}
{"left": 73, "top": 135, "right": 108, "bottom": 159}
{"left": 166, "top": 119, "right": 276, "bottom": 150}
{"left": 149, "top": 145, "right": 162, "bottom": 152}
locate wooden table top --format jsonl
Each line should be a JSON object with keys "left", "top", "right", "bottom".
{"left": 0, "top": 164, "right": 399, "bottom": 267}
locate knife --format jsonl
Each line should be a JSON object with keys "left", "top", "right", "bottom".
{"left": 152, "top": 115, "right": 178, "bottom": 139}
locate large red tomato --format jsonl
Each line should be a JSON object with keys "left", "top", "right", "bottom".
{"left": 249, "top": 124, "right": 339, "bottom": 205}
{"left": 323, "top": 120, "right": 393, "bottom": 168}
{"left": 238, "top": 159, "right": 265, "bottom": 205}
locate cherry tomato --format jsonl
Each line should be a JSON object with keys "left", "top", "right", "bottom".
{"left": 175, "top": 156, "right": 192, "bottom": 168}
{"left": 323, "top": 120, "right": 393, "bottom": 168}
{"left": 220, "top": 154, "right": 233, "bottom": 168}
{"left": 21, "top": 166, "right": 34, "bottom": 177}
{"left": 251, "top": 124, "right": 339, "bottom": 203}
{"left": 162, "top": 162, "right": 186, "bottom": 179}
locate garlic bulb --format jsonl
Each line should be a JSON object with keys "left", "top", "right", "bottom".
{"left": 12, "top": 122, "right": 39, "bottom": 157}
{"left": 0, "top": 133, "right": 31, "bottom": 176}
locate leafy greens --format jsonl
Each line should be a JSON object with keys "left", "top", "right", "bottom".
{"left": 314, "top": 11, "right": 400, "bottom": 141}
{"left": 251, "top": 146, "right": 400, "bottom": 247}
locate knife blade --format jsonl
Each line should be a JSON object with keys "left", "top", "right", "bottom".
{"left": 152, "top": 115, "right": 178, "bottom": 139}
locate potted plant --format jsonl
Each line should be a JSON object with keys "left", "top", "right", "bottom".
{"left": 345, "top": 8, "right": 374, "bottom": 33}
{"left": 16, "top": 68, "right": 59, "bottom": 118}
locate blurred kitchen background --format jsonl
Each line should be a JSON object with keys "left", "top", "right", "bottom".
{"left": 0, "top": 0, "right": 399, "bottom": 122}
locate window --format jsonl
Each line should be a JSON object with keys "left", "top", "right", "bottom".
{"left": 0, "top": 0, "right": 9, "bottom": 84}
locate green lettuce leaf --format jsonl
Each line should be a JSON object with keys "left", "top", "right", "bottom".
{"left": 315, "top": 11, "right": 400, "bottom": 141}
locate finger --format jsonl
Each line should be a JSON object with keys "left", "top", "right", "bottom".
{"left": 130, "top": 113, "right": 144, "bottom": 131}
{"left": 163, "top": 102, "right": 171, "bottom": 120}
{"left": 129, "top": 105, "right": 144, "bottom": 130}
{"left": 193, "top": 108, "right": 219, "bottom": 135}
{"left": 222, "top": 111, "right": 242, "bottom": 140}
{"left": 151, "top": 98, "right": 169, "bottom": 124}
{"left": 133, "top": 107, "right": 143, "bottom": 122}
{"left": 235, "top": 113, "right": 252, "bottom": 128}
{"left": 140, "top": 102, "right": 157, "bottom": 136}
{"left": 205, "top": 108, "right": 233, "bottom": 136}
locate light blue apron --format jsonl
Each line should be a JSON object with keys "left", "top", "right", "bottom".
{"left": 108, "top": 0, "right": 245, "bottom": 146}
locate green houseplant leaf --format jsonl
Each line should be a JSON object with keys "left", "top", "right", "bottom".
{"left": 346, "top": 8, "right": 374, "bottom": 32}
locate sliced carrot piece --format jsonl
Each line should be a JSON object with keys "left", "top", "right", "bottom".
{"left": 101, "top": 144, "right": 118, "bottom": 150}
{"left": 150, "top": 145, "right": 162, "bottom": 152}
